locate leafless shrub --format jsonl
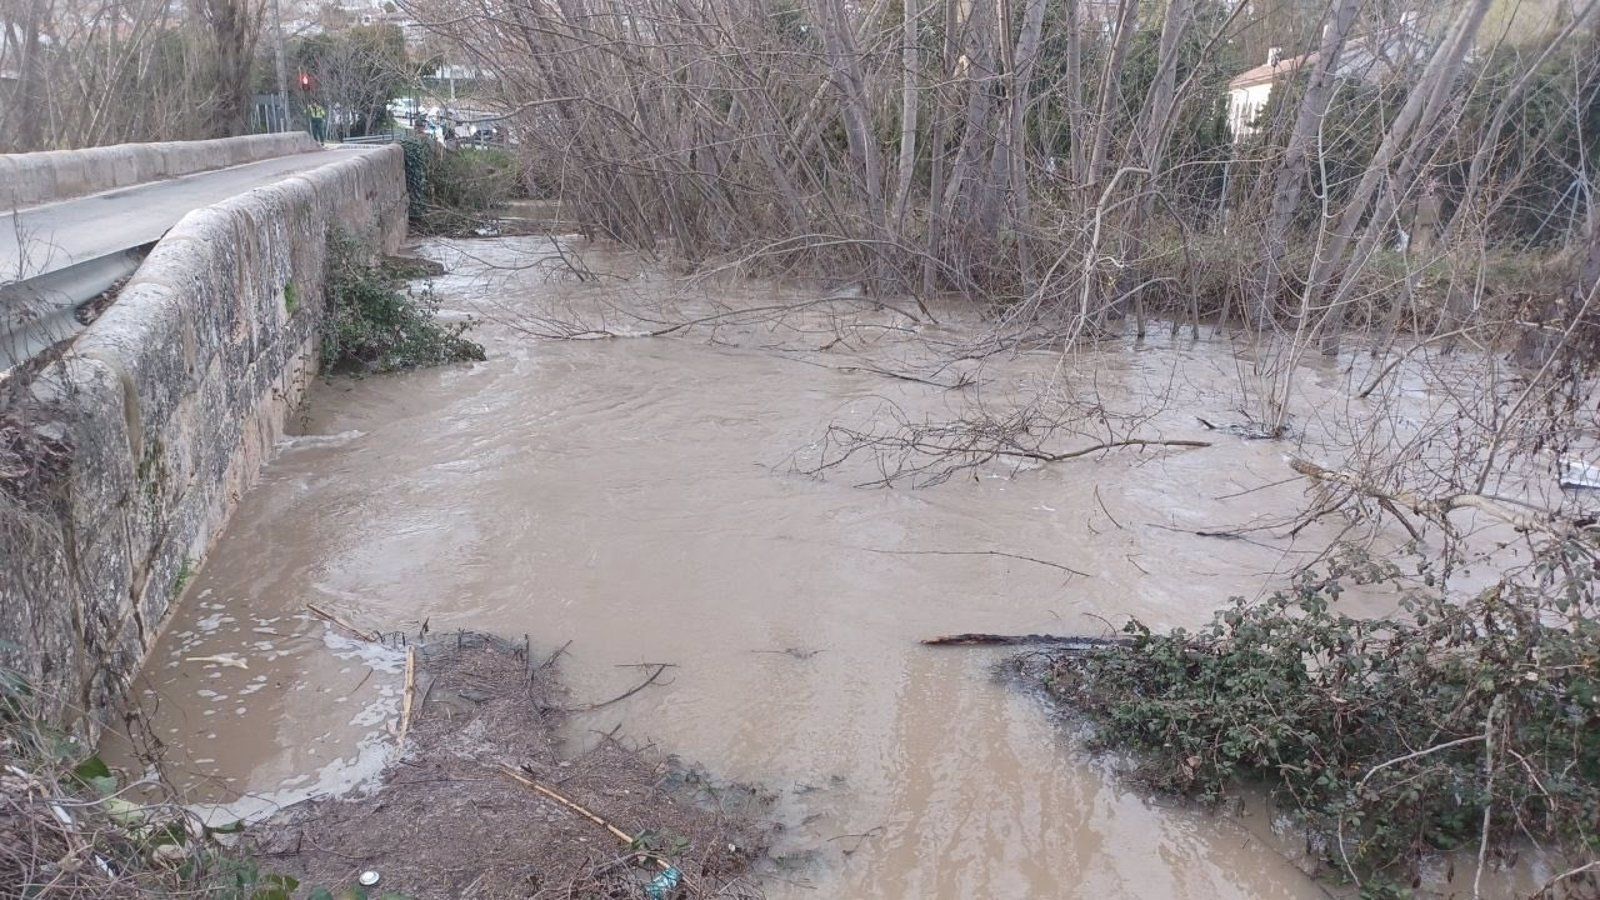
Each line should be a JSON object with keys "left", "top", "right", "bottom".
{"left": 0, "top": 0, "right": 265, "bottom": 152}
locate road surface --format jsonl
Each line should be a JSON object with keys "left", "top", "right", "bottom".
{"left": 1, "top": 148, "right": 361, "bottom": 369}
{"left": 1, "top": 149, "right": 350, "bottom": 282}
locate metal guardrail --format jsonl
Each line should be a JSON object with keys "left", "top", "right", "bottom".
{"left": 1, "top": 245, "right": 151, "bottom": 371}
{"left": 340, "top": 132, "right": 401, "bottom": 145}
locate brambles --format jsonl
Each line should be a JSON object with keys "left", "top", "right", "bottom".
{"left": 398, "top": 137, "right": 522, "bottom": 236}
{"left": 320, "top": 232, "right": 485, "bottom": 373}
{"left": 1040, "top": 540, "right": 1600, "bottom": 894}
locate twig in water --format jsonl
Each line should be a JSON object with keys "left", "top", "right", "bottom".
{"left": 537, "top": 639, "right": 573, "bottom": 673}
{"left": 1094, "top": 485, "right": 1124, "bottom": 530}
{"left": 751, "top": 648, "right": 824, "bottom": 660}
{"left": 862, "top": 547, "right": 1090, "bottom": 578}
{"left": 826, "top": 825, "right": 885, "bottom": 855}
{"left": 563, "top": 663, "right": 673, "bottom": 712}
{"left": 1529, "top": 860, "right": 1600, "bottom": 898}
{"left": 306, "top": 603, "right": 379, "bottom": 642}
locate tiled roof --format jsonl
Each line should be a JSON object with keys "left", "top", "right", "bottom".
{"left": 1229, "top": 51, "right": 1317, "bottom": 89}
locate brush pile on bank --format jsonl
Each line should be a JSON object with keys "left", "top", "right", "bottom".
{"left": 320, "top": 232, "right": 485, "bottom": 374}
{"left": 252, "top": 633, "right": 769, "bottom": 899}
{"left": 1032, "top": 543, "right": 1600, "bottom": 897}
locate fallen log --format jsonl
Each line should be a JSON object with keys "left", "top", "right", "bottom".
{"left": 1286, "top": 455, "right": 1596, "bottom": 541}
{"left": 921, "top": 633, "right": 1129, "bottom": 650}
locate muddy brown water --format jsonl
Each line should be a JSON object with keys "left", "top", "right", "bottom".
{"left": 106, "top": 237, "right": 1538, "bottom": 897}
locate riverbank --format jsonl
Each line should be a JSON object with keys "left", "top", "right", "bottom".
{"left": 1, "top": 630, "right": 770, "bottom": 897}
{"left": 1006, "top": 555, "right": 1599, "bottom": 898}
{"left": 250, "top": 631, "right": 769, "bottom": 898}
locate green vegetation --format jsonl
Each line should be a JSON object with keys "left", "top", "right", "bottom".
{"left": 429, "top": 148, "right": 520, "bottom": 221}
{"left": 1041, "top": 544, "right": 1599, "bottom": 896}
{"left": 398, "top": 137, "right": 522, "bottom": 235}
{"left": 398, "top": 137, "right": 435, "bottom": 222}
{"left": 320, "top": 231, "right": 485, "bottom": 373}
{"left": 1, "top": 658, "right": 421, "bottom": 896}
{"left": 173, "top": 558, "right": 195, "bottom": 594}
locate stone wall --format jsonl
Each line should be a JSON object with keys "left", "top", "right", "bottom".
{"left": 0, "top": 144, "right": 406, "bottom": 733}
{"left": 0, "top": 133, "right": 321, "bottom": 210}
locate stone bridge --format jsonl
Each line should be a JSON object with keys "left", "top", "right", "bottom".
{"left": 0, "top": 135, "right": 409, "bottom": 733}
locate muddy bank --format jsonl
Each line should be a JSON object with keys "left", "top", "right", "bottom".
{"left": 250, "top": 632, "right": 768, "bottom": 898}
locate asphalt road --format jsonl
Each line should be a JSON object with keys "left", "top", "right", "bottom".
{"left": 0, "top": 149, "right": 348, "bottom": 282}
{"left": 0, "top": 148, "right": 361, "bottom": 368}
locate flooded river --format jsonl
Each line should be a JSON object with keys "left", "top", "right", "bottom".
{"left": 111, "top": 236, "right": 1430, "bottom": 897}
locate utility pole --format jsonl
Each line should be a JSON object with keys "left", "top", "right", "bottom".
{"left": 271, "top": 0, "right": 290, "bottom": 132}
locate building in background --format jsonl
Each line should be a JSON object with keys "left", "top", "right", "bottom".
{"left": 1226, "top": 13, "right": 1433, "bottom": 141}
{"left": 1226, "top": 46, "right": 1305, "bottom": 140}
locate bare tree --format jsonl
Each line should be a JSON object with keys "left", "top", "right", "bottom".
{"left": 197, "top": 0, "right": 265, "bottom": 137}
{"left": 0, "top": 0, "right": 257, "bottom": 152}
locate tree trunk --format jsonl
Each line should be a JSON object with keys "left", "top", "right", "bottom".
{"left": 201, "top": 0, "right": 262, "bottom": 137}
{"left": 8, "top": 0, "right": 49, "bottom": 151}
{"left": 1253, "top": 0, "right": 1361, "bottom": 330}
{"left": 922, "top": 0, "right": 958, "bottom": 296}
{"left": 1113, "top": 0, "right": 1194, "bottom": 328}
{"left": 891, "top": 0, "right": 920, "bottom": 229}
{"left": 1307, "top": 0, "right": 1493, "bottom": 354}
{"left": 813, "top": 0, "right": 891, "bottom": 288}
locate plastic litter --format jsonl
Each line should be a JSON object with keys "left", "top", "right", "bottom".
{"left": 358, "top": 870, "right": 381, "bottom": 887}
{"left": 644, "top": 866, "right": 681, "bottom": 900}
{"left": 1559, "top": 455, "right": 1600, "bottom": 490}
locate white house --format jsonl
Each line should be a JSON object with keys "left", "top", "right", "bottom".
{"left": 1226, "top": 47, "right": 1306, "bottom": 140}
{"left": 1227, "top": 15, "right": 1433, "bottom": 141}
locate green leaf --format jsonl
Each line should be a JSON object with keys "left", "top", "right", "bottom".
{"left": 103, "top": 797, "right": 146, "bottom": 826}
{"left": 250, "top": 874, "right": 299, "bottom": 900}
{"left": 150, "top": 820, "right": 187, "bottom": 847}
{"left": 72, "top": 752, "right": 112, "bottom": 781}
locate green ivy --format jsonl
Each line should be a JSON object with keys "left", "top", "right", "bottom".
{"left": 320, "top": 231, "right": 485, "bottom": 373}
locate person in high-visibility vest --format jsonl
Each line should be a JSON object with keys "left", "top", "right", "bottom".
{"left": 308, "top": 103, "right": 327, "bottom": 143}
